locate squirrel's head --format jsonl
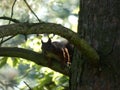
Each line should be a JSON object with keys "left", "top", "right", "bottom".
{"left": 41, "top": 38, "right": 56, "bottom": 52}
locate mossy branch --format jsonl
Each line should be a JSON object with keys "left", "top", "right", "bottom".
{"left": 0, "top": 22, "right": 99, "bottom": 64}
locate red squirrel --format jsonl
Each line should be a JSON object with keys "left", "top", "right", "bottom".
{"left": 41, "top": 38, "right": 74, "bottom": 66}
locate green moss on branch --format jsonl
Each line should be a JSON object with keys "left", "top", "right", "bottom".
{"left": 0, "top": 22, "right": 99, "bottom": 64}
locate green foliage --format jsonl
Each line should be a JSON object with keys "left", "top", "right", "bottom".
{"left": 0, "top": 0, "right": 78, "bottom": 89}
{"left": 33, "top": 70, "right": 69, "bottom": 90}
{"left": 0, "top": 57, "right": 7, "bottom": 68}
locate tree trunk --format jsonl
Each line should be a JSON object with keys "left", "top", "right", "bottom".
{"left": 70, "top": 0, "right": 120, "bottom": 90}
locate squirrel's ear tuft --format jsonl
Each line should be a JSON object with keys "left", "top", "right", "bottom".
{"left": 48, "top": 38, "right": 52, "bottom": 43}
{"left": 41, "top": 38, "right": 52, "bottom": 44}
{"left": 41, "top": 40, "right": 44, "bottom": 44}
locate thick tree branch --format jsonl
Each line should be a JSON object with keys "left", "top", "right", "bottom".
{"left": 0, "top": 23, "right": 99, "bottom": 64}
{"left": 0, "top": 47, "right": 68, "bottom": 75}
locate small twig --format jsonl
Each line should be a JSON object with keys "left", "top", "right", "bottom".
{"left": 23, "top": 81, "right": 32, "bottom": 90}
{"left": 24, "top": 0, "right": 41, "bottom": 22}
{"left": 0, "top": 16, "right": 20, "bottom": 23}
{"left": 9, "top": 0, "right": 17, "bottom": 24}
{"left": 0, "top": 35, "right": 16, "bottom": 46}
{"left": 0, "top": 38, "right": 4, "bottom": 46}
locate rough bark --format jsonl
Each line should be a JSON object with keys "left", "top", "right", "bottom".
{"left": 70, "top": 0, "right": 120, "bottom": 90}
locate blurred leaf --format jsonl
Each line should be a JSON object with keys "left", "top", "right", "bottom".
{"left": 12, "top": 58, "right": 19, "bottom": 67}
{"left": 18, "top": 63, "right": 30, "bottom": 75}
{"left": 0, "top": 57, "right": 7, "bottom": 68}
